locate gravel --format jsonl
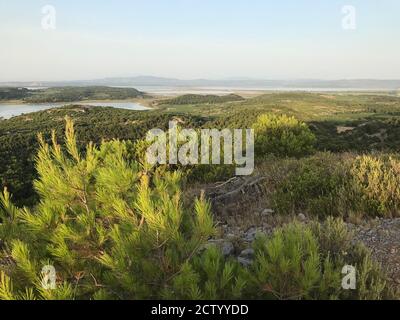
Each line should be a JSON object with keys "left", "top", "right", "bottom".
{"left": 351, "top": 218, "right": 400, "bottom": 290}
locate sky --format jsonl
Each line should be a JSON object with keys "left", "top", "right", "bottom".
{"left": 0, "top": 0, "right": 399, "bottom": 81}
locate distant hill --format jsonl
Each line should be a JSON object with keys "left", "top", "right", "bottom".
{"left": 1, "top": 77, "right": 400, "bottom": 90}
{"left": 157, "top": 94, "right": 245, "bottom": 105}
{"left": 0, "top": 87, "right": 31, "bottom": 100}
{"left": 0, "top": 86, "right": 144, "bottom": 103}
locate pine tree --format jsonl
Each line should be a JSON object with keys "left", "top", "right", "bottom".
{"left": 0, "top": 117, "right": 215, "bottom": 299}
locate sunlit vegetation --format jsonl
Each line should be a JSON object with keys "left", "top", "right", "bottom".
{"left": 2, "top": 91, "right": 400, "bottom": 299}
{"left": 0, "top": 105, "right": 205, "bottom": 204}
{"left": 253, "top": 114, "right": 316, "bottom": 158}
{"left": 2, "top": 92, "right": 400, "bottom": 206}
{"left": 0, "top": 120, "right": 392, "bottom": 300}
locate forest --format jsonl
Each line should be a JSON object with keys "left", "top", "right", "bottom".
{"left": 1, "top": 90, "right": 400, "bottom": 300}
{"left": 0, "top": 88, "right": 30, "bottom": 100}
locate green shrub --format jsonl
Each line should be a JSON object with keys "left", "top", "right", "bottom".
{"left": 245, "top": 218, "right": 391, "bottom": 300}
{"left": 253, "top": 114, "right": 316, "bottom": 158}
{"left": 167, "top": 246, "right": 246, "bottom": 300}
{"left": 311, "top": 218, "right": 391, "bottom": 300}
{"left": 186, "top": 164, "right": 235, "bottom": 184}
{"left": 272, "top": 153, "right": 351, "bottom": 217}
{"left": 351, "top": 155, "right": 400, "bottom": 217}
{"left": 247, "top": 223, "right": 327, "bottom": 300}
{"left": 271, "top": 152, "right": 400, "bottom": 218}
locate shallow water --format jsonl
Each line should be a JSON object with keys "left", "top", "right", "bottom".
{"left": 0, "top": 101, "right": 149, "bottom": 120}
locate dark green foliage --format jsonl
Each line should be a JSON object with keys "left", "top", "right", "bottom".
{"left": 0, "top": 86, "right": 144, "bottom": 103}
{"left": 186, "top": 164, "right": 235, "bottom": 184}
{"left": 0, "top": 106, "right": 206, "bottom": 205}
{"left": 0, "top": 88, "right": 30, "bottom": 100}
{"left": 158, "top": 94, "right": 244, "bottom": 106}
{"left": 311, "top": 119, "right": 400, "bottom": 153}
{"left": 272, "top": 153, "right": 350, "bottom": 217}
{"left": 25, "top": 86, "right": 144, "bottom": 103}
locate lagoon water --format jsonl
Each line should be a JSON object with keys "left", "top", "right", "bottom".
{"left": 0, "top": 102, "right": 149, "bottom": 120}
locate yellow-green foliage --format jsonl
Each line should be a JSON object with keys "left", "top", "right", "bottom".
{"left": 271, "top": 152, "right": 400, "bottom": 218}
{"left": 246, "top": 218, "right": 391, "bottom": 300}
{"left": 167, "top": 246, "right": 247, "bottom": 300}
{"left": 0, "top": 117, "right": 216, "bottom": 300}
{"left": 351, "top": 155, "right": 400, "bottom": 217}
{"left": 248, "top": 223, "right": 324, "bottom": 300}
{"left": 0, "top": 120, "right": 392, "bottom": 300}
{"left": 253, "top": 114, "right": 316, "bottom": 158}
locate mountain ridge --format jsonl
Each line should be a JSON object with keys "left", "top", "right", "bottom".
{"left": 1, "top": 76, "right": 400, "bottom": 90}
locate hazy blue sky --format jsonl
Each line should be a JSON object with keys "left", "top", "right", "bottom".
{"left": 0, "top": 0, "right": 399, "bottom": 81}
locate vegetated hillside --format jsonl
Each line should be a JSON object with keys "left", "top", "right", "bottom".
{"left": 0, "top": 86, "right": 144, "bottom": 103}
{"left": 2, "top": 92, "right": 400, "bottom": 207}
{"left": 25, "top": 86, "right": 145, "bottom": 103}
{"left": 167, "top": 91, "right": 400, "bottom": 119}
{"left": 157, "top": 93, "right": 244, "bottom": 105}
{"left": 0, "top": 105, "right": 206, "bottom": 205}
{"left": 0, "top": 87, "right": 30, "bottom": 100}
{"left": 2, "top": 91, "right": 400, "bottom": 299}
{"left": 0, "top": 118, "right": 393, "bottom": 300}
{"left": 171, "top": 92, "right": 400, "bottom": 152}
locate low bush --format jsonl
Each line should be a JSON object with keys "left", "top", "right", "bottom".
{"left": 246, "top": 218, "right": 391, "bottom": 300}
{"left": 253, "top": 114, "right": 316, "bottom": 158}
{"left": 271, "top": 152, "right": 400, "bottom": 218}
{"left": 271, "top": 153, "right": 351, "bottom": 217}
{"left": 186, "top": 164, "right": 235, "bottom": 184}
{"left": 351, "top": 154, "right": 400, "bottom": 217}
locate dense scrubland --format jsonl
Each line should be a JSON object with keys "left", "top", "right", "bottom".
{"left": 1, "top": 90, "right": 400, "bottom": 299}
{"left": 0, "top": 86, "right": 144, "bottom": 103}
{"left": 156, "top": 93, "right": 244, "bottom": 105}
